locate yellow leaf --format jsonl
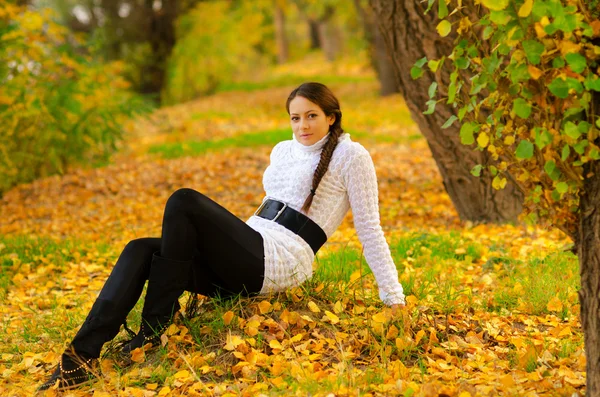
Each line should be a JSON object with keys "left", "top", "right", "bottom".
{"left": 414, "top": 329, "right": 426, "bottom": 345}
{"left": 308, "top": 301, "right": 320, "bottom": 313}
{"left": 350, "top": 270, "right": 361, "bottom": 283}
{"left": 500, "top": 373, "right": 515, "bottom": 387}
{"left": 166, "top": 323, "right": 179, "bottom": 336}
{"left": 518, "top": 0, "right": 533, "bottom": 17}
{"left": 324, "top": 310, "right": 339, "bottom": 324}
{"left": 386, "top": 325, "right": 399, "bottom": 340}
{"left": 547, "top": 296, "right": 563, "bottom": 312}
{"left": 492, "top": 175, "right": 507, "bottom": 190}
{"left": 436, "top": 20, "right": 452, "bottom": 37}
{"left": 477, "top": 132, "right": 490, "bottom": 148}
{"left": 146, "top": 383, "right": 158, "bottom": 390}
{"left": 222, "top": 310, "right": 234, "bottom": 325}
{"left": 333, "top": 300, "right": 344, "bottom": 314}
{"left": 559, "top": 40, "right": 581, "bottom": 55}
{"left": 269, "top": 339, "right": 283, "bottom": 350}
{"left": 372, "top": 311, "right": 388, "bottom": 323}
{"left": 130, "top": 347, "right": 145, "bottom": 363}
{"left": 258, "top": 300, "right": 272, "bottom": 314}
{"left": 481, "top": 0, "right": 509, "bottom": 11}
{"left": 158, "top": 386, "right": 171, "bottom": 396}
{"left": 174, "top": 370, "right": 190, "bottom": 379}
{"left": 527, "top": 65, "right": 543, "bottom": 80}
{"left": 224, "top": 334, "right": 244, "bottom": 350}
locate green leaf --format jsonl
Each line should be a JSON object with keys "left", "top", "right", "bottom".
{"left": 483, "top": 25, "right": 495, "bottom": 40}
{"left": 564, "top": 121, "right": 581, "bottom": 139}
{"left": 442, "top": 115, "right": 458, "bottom": 129}
{"left": 552, "top": 56, "right": 565, "bottom": 68}
{"left": 573, "top": 139, "right": 588, "bottom": 154}
{"left": 415, "top": 57, "right": 428, "bottom": 68}
{"left": 439, "top": 0, "right": 449, "bottom": 18}
{"left": 437, "top": 20, "right": 452, "bottom": 37}
{"left": 471, "top": 164, "right": 483, "bottom": 177}
{"left": 423, "top": 99, "right": 437, "bottom": 115}
{"left": 489, "top": 10, "right": 511, "bottom": 25}
{"left": 565, "top": 53, "right": 587, "bottom": 74}
{"left": 513, "top": 98, "right": 532, "bottom": 119}
{"left": 482, "top": 0, "right": 510, "bottom": 11}
{"left": 515, "top": 140, "right": 534, "bottom": 159}
{"left": 510, "top": 63, "right": 530, "bottom": 83}
{"left": 522, "top": 40, "right": 545, "bottom": 65}
{"left": 556, "top": 182, "right": 569, "bottom": 194}
{"left": 535, "top": 127, "right": 553, "bottom": 150}
{"left": 590, "top": 148, "right": 600, "bottom": 160}
{"left": 410, "top": 66, "right": 424, "bottom": 79}
{"left": 585, "top": 74, "right": 600, "bottom": 91}
{"left": 458, "top": 106, "right": 469, "bottom": 121}
{"left": 455, "top": 57, "right": 470, "bottom": 69}
{"left": 460, "top": 122, "right": 478, "bottom": 145}
{"left": 548, "top": 78, "right": 569, "bottom": 99}
{"left": 566, "top": 77, "right": 583, "bottom": 94}
{"left": 428, "top": 82, "right": 438, "bottom": 99}
{"left": 544, "top": 160, "right": 556, "bottom": 175}
{"left": 561, "top": 144, "right": 571, "bottom": 161}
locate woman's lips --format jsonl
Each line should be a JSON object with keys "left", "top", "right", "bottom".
{"left": 300, "top": 134, "right": 312, "bottom": 138}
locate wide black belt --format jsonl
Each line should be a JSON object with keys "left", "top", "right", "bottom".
{"left": 254, "top": 198, "right": 327, "bottom": 255}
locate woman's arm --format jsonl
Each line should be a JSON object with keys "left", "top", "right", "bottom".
{"left": 344, "top": 147, "right": 406, "bottom": 306}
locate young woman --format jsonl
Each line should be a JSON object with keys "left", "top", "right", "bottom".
{"left": 39, "top": 82, "right": 406, "bottom": 391}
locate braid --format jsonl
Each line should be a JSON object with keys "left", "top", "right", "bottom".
{"left": 300, "top": 110, "right": 344, "bottom": 214}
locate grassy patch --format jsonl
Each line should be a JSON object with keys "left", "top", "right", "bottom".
{"left": 148, "top": 127, "right": 421, "bottom": 160}
{"left": 147, "top": 128, "right": 291, "bottom": 159}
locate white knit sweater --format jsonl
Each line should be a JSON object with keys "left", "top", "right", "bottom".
{"left": 245, "top": 131, "right": 406, "bottom": 306}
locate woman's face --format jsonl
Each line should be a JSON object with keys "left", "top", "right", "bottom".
{"left": 289, "top": 96, "right": 335, "bottom": 146}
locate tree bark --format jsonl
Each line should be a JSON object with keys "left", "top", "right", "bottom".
{"left": 138, "top": 0, "right": 179, "bottom": 102}
{"left": 274, "top": 0, "right": 289, "bottom": 64}
{"left": 308, "top": 18, "right": 320, "bottom": 49}
{"left": 578, "top": 157, "right": 600, "bottom": 396}
{"left": 369, "top": 0, "right": 523, "bottom": 223}
{"left": 352, "top": 0, "right": 398, "bottom": 96}
{"left": 316, "top": 5, "right": 338, "bottom": 61}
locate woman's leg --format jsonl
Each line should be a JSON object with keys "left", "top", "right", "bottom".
{"left": 69, "top": 237, "right": 161, "bottom": 358}
{"left": 122, "top": 188, "right": 265, "bottom": 351}
{"left": 162, "top": 187, "right": 265, "bottom": 296}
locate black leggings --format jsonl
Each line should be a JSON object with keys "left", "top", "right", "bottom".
{"left": 96, "top": 188, "right": 265, "bottom": 313}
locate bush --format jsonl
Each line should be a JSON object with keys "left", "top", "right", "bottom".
{"left": 0, "top": 4, "right": 152, "bottom": 196}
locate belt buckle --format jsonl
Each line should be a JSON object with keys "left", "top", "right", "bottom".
{"left": 254, "top": 198, "right": 269, "bottom": 217}
{"left": 272, "top": 202, "right": 287, "bottom": 222}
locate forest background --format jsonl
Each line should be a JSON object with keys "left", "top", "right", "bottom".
{"left": 0, "top": 0, "right": 596, "bottom": 396}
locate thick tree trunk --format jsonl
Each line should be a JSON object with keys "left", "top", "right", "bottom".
{"left": 353, "top": 0, "right": 399, "bottom": 96}
{"left": 369, "top": 0, "right": 523, "bottom": 223}
{"left": 274, "top": 1, "right": 288, "bottom": 64}
{"left": 578, "top": 158, "right": 600, "bottom": 396}
{"left": 308, "top": 19, "right": 320, "bottom": 49}
{"left": 317, "top": 5, "right": 338, "bottom": 61}
{"left": 139, "top": 0, "right": 178, "bottom": 103}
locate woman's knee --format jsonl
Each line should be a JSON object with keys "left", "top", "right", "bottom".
{"left": 164, "top": 188, "right": 206, "bottom": 215}
{"left": 123, "top": 237, "right": 160, "bottom": 260}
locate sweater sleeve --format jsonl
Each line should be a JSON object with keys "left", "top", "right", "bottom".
{"left": 344, "top": 148, "right": 406, "bottom": 306}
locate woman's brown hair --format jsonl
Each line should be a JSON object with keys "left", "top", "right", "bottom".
{"left": 286, "top": 82, "right": 345, "bottom": 214}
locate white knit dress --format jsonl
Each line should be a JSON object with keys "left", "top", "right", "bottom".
{"left": 245, "top": 131, "right": 406, "bottom": 306}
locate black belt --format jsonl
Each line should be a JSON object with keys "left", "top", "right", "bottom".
{"left": 254, "top": 198, "right": 327, "bottom": 255}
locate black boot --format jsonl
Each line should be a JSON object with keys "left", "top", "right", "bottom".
{"left": 37, "top": 348, "right": 99, "bottom": 391}
{"left": 120, "top": 252, "right": 192, "bottom": 355}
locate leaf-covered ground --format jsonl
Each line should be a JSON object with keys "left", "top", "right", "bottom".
{"left": 0, "top": 56, "right": 584, "bottom": 396}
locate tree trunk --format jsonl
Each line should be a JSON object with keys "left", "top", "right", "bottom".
{"left": 138, "top": 0, "right": 179, "bottom": 103}
{"left": 317, "top": 5, "right": 337, "bottom": 61}
{"left": 308, "top": 18, "right": 320, "bottom": 49}
{"left": 274, "top": 1, "right": 289, "bottom": 64}
{"left": 369, "top": 0, "right": 523, "bottom": 223}
{"left": 352, "top": 0, "right": 399, "bottom": 96}
{"left": 578, "top": 157, "right": 600, "bottom": 396}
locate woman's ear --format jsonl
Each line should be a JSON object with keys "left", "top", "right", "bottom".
{"left": 328, "top": 114, "right": 335, "bottom": 125}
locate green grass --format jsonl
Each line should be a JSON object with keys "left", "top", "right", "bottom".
{"left": 489, "top": 250, "right": 579, "bottom": 316}
{"left": 146, "top": 127, "right": 417, "bottom": 160}
{"left": 0, "top": 235, "right": 112, "bottom": 299}
{"left": 147, "top": 128, "right": 291, "bottom": 159}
